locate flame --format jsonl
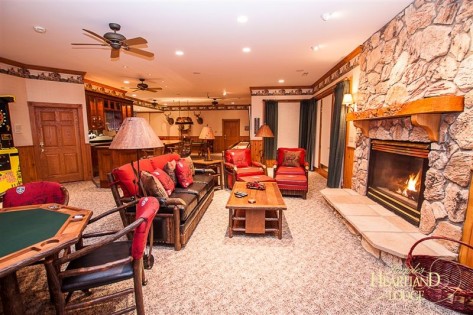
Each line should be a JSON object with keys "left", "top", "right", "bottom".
{"left": 406, "top": 171, "right": 420, "bottom": 192}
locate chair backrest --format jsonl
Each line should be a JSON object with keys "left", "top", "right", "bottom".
{"left": 276, "top": 148, "right": 306, "bottom": 167}
{"left": 2, "top": 181, "right": 69, "bottom": 208}
{"left": 131, "top": 197, "right": 159, "bottom": 260}
{"left": 224, "top": 148, "right": 252, "bottom": 167}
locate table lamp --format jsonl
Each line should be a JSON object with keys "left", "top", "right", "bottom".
{"left": 199, "top": 125, "right": 215, "bottom": 161}
{"left": 109, "top": 117, "right": 164, "bottom": 191}
{"left": 255, "top": 123, "right": 274, "bottom": 163}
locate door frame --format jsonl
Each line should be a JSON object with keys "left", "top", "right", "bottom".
{"left": 315, "top": 87, "right": 334, "bottom": 178}
{"left": 28, "top": 102, "right": 89, "bottom": 182}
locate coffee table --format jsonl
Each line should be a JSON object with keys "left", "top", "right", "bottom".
{"left": 226, "top": 182, "right": 286, "bottom": 239}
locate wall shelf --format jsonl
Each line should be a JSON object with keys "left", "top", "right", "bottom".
{"left": 346, "top": 95, "right": 464, "bottom": 141}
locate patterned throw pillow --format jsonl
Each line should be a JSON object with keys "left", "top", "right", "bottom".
{"left": 163, "top": 160, "right": 177, "bottom": 184}
{"left": 140, "top": 171, "right": 168, "bottom": 198}
{"left": 182, "top": 156, "right": 195, "bottom": 175}
{"left": 151, "top": 168, "right": 175, "bottom": 195}
{"left": 175, "top": 158, "right": 194, "bottom": 188}
{"left": 282, "top": 151, "right": 301, "bottom": 167}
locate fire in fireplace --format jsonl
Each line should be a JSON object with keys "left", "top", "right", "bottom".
{"left": 367, "top": 140, "right": 430, "bottom": 226}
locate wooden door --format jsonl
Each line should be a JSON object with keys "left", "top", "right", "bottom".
{"left": 29, "top": 102, "right": 86, "bottom": 182}
{"left": 223, "top": 119, "right": 240, "bottom": 150}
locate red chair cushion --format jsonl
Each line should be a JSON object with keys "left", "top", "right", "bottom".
{"left": 131, "top": 197, "right": 159, "bottom": 260}
{"left": 175, "top": 159, "right": 194, "bottom": 188}
{"left": 275, "top": 166, "right": 306, "bottom": 176}
{"left": 3, "top": 181, "right": 67, "bottom": 207}
{"left": 151, "top": 168, "right": 175, "bottom": 195}
{"left": 225, "top": 149, "right": 251, "bottom": 167}
{"left": 235, "top": 167, "right": 265, "bottom": 179}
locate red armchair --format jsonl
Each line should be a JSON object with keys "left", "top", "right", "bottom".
{"left": 224, "top": 148, "right": 266, "bottom": 189}
{"left": 273, "top": 148, "right": 309, "bottom": 199}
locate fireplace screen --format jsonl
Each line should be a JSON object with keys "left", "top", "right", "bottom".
{"left": 367, "top": 140, "right": 430, "bottom": 226}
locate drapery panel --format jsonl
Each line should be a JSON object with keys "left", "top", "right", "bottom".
{"left": 327, "top": 81, "right": 349, "bottom": 187}
{"left": 263, "top": 100, "right": 278, "bottom": 161}
{"left": 298, "top": 98, "right": 317, "bottom": 170}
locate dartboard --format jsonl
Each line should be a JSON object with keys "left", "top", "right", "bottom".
{"left": 0, "top": 109, "right": 6, "bottom": 128}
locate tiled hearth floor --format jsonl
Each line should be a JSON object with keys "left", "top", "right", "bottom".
{"left": 321, "top": 188, "right": 456, "bottom": 263}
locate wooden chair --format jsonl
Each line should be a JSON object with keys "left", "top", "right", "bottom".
{"left": 44, "top": 197, "right": 159, "bottom": 315}
{"left": 2, "top": 181, "right": 69, "bottom": 207}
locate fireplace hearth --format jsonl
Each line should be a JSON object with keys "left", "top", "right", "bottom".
{"left": 367, "top": 140, "right": 430, "bottom": 226}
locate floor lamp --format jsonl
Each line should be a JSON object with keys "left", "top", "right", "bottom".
{"left": 109, "top": 117, "right": 163, "bottom": 269}
{"left": 199, "top": 125, "right": 215, "bottom": 161}
{"left": 255, "top": 123, "right": 274, "bottom": 164}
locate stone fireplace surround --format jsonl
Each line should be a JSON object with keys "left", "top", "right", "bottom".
{"left": 350, "top": 95, "right": 471, "bottom": 254}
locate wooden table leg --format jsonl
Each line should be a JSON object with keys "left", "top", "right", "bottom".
{"left": 0, "top": 272, "right": 25, "bottom": 315}
{"left": 219, "top": 162, "right": 224, "bottom": 190}
{"left": 228, "top": 208, "right": 233, "bottom": 238}
{"left": 278, "top": 209, "right": 283, "bottom": 239}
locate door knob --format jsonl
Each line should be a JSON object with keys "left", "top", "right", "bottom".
{"left": 40, "top": 141, "right": 44, "bottom": 153}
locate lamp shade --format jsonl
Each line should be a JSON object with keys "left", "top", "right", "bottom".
{"left": 109, "top": 117, "right": 164, "bottom": 150}
{"left": 255, "top": 124, "right": 274, "bottom": 138}
{"left": 342, "top": 93, "right": 353, "bottom": 105}
{"left": 199, "top": 126, "right": 215, "bottom": 140}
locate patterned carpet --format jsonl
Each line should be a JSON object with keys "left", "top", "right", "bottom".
{"left": 2, "top": 173, "right": 459, "bottom": 314}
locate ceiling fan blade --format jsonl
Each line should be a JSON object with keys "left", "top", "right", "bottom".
{"left": 71, "top": 43, "right": 108, "bottom": 46}
{"left": 111, "top": 48, "right": 120, "bottom": 58}
{"left": 122, "top": 37, "right": 147, "bottom": 46}
{"left": 126, "top": 47, "right": 154, "bottom": 58}
{"left": 147, "top": 88, "right": 162, "bottom": 92}
{"left": 82, "top": 29, "right": 108, "bottom": 43}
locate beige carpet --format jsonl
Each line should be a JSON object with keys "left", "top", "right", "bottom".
{"left": 1, "top": 173, "right": 459, "bottom": 314}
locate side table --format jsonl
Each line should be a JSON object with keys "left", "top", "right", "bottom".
{"left": 192, "top": 158, "right": 224, "bottom": 190}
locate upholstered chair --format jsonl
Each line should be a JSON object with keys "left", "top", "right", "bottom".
{"left": 273, "top": 148, "right": 309, "bottom": 199}
{"left": 223, "top": 148, "right": 266, "bottom": 189}
{"left": 45, "top": 197, "right": 159, "bottom": 315}
{"left": 2, "top": 181, "right": 69, "bottom": 207}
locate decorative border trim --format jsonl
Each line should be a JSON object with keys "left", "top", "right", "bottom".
{"left": 164, "top": 105, "right": 250, "bottom": 111}
{"left": 250, "top": 86, "right": 313, "bottom": 96}
{"left": 83, "top": 79, "right": 127, "bottom": 98}
{"left": 0, "top": 61, "right": 84, "bottom": 84}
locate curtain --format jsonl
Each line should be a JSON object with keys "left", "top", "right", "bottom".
{"left": 298, "top": 98, "right": 317, "bottom": 170}
{"left": 263, "top": 100, "right": 278, "bottom": 160}
{"left": 327, "top": 81, "right": 349, "bottom": 188}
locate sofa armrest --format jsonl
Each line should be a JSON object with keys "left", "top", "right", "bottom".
{"left": 195, "top": 168, "right": 216, "bottom": 174}
{"left": 224, "top": 162, "right": 237, "bottom": 172}
{"left": 160, "top": 197, "right": 187, "bottom": 207}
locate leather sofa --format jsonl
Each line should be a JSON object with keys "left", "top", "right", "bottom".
{"left": 108, "top": 153, "right": 215, "bottom": 250}
{"left": 273, "top": 148, "right": 309, "bottom": 199}
{"left": 223, "top": 148, "right": 266, "bottom": 189}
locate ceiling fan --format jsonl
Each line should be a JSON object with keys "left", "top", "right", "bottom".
{"left": 71, "top": 23, "right": 154, "bottom": 58}
{"left": 207, "top": 93, "right": 223, "bottom": 105}
{"left": 130, "top": 79, "right": 162, "bottom": 92}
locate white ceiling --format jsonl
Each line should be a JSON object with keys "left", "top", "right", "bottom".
{"left": 0, "top": 0, "right": 412, "bottom": 109}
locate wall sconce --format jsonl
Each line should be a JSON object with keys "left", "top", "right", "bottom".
{"left": 343, "top": 93, "right": 356, "bottom": 112}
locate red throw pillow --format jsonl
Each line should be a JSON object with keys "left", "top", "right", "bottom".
{"left": 282, "top": 150, "right": 301, "bottom": 167}
{"left": 175, "top": 159, "right": 194, "bottom": 188}
{"left": 151, "top": 168, "right": 175, "bottom": 195}
{"left": 231, "top": 151, "right": 249, "bottom": 167}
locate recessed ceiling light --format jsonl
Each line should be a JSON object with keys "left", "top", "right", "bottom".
{"left": 123, "top": 80, "right": 130, "bottom": 84}
{"left": 237, "top": 16, "right": 248, "bottom": 23}
{"left": 33, "top": 25, "right": 46, "bottom": 33}
{"left": 321, "top": 12, "right": 336, "bottom": 21}
{"left": 278, "top": 79, "right": 285, "bottom": 83}
{"left": 311, "top": 45, "right": 321, "bottom": 51}
{"left": 242, "top": 47, "right": 251, "bottom": 53}
{"left": 175, "top": 50, "right": 184, "bottom": 56}
{"left": 123, "top": 65, "right": 128, "bottom": 69}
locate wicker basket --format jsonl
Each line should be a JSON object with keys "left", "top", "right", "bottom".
{"left": 406, "top": 236, "right": 473, "bottom": 313}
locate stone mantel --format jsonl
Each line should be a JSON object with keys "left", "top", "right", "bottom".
{"left": 346, "top": 95, "right": 465, "bottom": 141}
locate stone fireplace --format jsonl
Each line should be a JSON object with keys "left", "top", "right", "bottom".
{"left": 367, "top": 140, "right": 429, "bottom": 226}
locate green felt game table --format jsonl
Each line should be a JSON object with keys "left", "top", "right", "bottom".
{"left": 0, "top": 204, "right": 92, "bottom": 315}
